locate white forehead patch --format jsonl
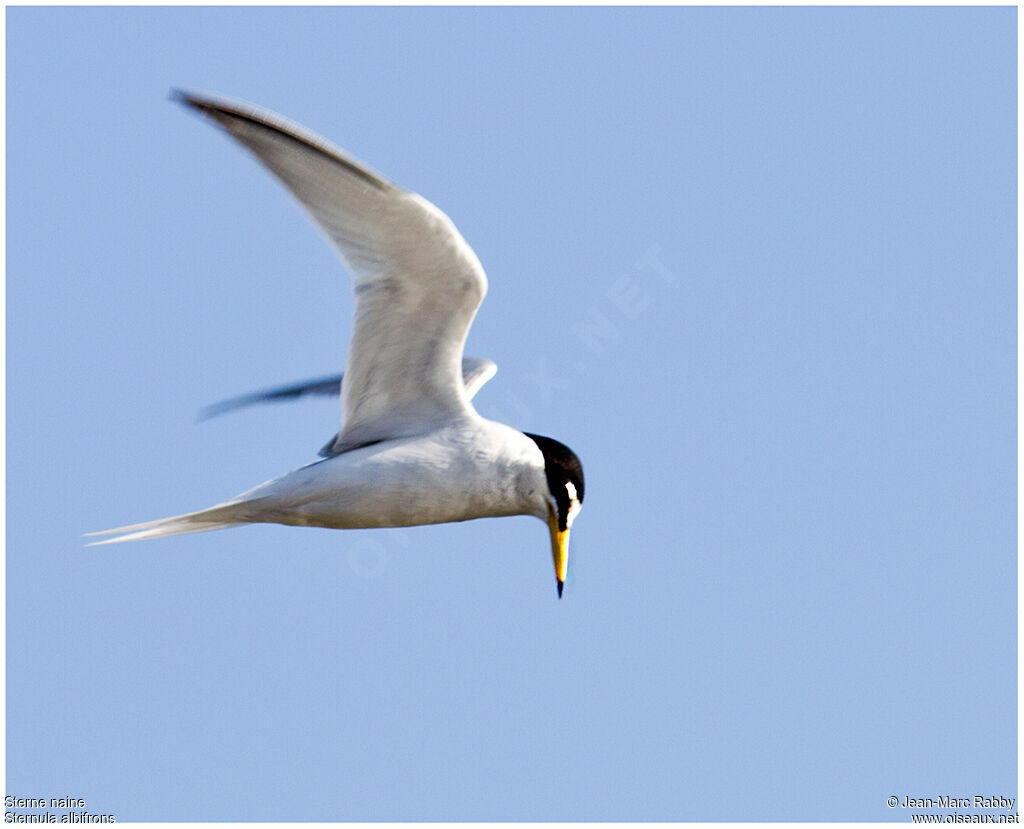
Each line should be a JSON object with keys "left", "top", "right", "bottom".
{"left": 565, "top": 481, "right": 581, "bottom": 526}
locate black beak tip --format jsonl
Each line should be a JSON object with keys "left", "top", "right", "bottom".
{"left": 557, "top": 580, "right": 564, "bottom": 599}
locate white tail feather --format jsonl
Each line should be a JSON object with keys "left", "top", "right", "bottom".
{"left": 86, "top": 500, "right": 258, "bottom": 545}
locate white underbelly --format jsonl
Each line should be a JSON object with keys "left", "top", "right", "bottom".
{"left": 281, "top": 472, "right": 522, "bottom": 529}
{"left": 239, "top": 424, "right": 544, "bottom": 530}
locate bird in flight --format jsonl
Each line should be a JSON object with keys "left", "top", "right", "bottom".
{"left": 89, "top": 91, "right": 585, "bottom": 598}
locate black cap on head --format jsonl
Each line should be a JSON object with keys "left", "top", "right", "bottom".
{"left": 524, "top": 432, "right": 585, "bottom": 530}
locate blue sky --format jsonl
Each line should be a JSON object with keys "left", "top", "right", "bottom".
{"left": 6, "top": 6, "right": 1016, "bottom": 822}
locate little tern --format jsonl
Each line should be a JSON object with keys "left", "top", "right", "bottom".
{"left": 89, "top": 92, "right": 585, "bottom": 598}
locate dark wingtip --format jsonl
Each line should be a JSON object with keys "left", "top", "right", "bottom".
{"left": 194, "top": 404, "right": 223, "bottom": 423}
{"left": 194, "top": 395, "right": 255, "bottom": 423}
{"left": 169, "top": 87, "right": 193, "bottom": 106}
{"left": 557, "top": 580, "right": 564, "bottom": 599}
{"left": 170, "top": 89, "right": 217, "bottom": 117}
{"left": 194, "top": 396, "right": 264, "bottom": 423}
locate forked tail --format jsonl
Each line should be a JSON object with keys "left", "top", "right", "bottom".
{"left": 85, "top": 499, "right": 260, "bottom": 545}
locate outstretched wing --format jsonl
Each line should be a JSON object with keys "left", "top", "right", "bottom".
{"left": 177, "top": 92, "right": 488, "bottom": 453}
{"left": 198, "top": 375, "right": 343, "bottom": 422}
{"left": 198, "top": 357, "right": 497, "bottom": 421}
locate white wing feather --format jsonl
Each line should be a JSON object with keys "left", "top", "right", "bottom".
{"left": 178, "top": 92, "right": 488, "bottom": 453}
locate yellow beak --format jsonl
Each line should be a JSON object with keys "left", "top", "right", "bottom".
{"left": 548, "top": 511, "right": 570, "bottom": 599}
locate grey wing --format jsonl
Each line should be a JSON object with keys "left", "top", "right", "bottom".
{"left": 198, "top": 357, "right": 497, "bottom": 421}
{"left": 460, "top": 356, "right": 498, "bottom": 398}
{"left": 197, "top": 375, "right": 343, "bottom": 421}
{"left": 177, "top": 91, "right": 488, "bottom": 453}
